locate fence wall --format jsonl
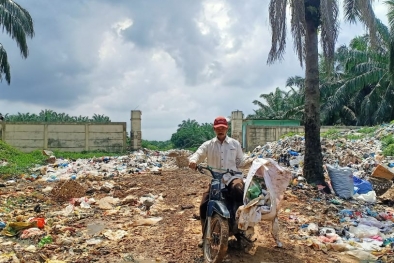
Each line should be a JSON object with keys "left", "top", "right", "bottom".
{"left": 0, "top": 122, "right": 127, "bottom": 152}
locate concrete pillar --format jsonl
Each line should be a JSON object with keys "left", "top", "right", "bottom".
{"left": 130, "top": 110, "right": 142, "bottom": 150}
{"left": 231, "top": 110, "right": 243, "bottom": 146}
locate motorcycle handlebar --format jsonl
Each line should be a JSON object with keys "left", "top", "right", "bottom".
{"left": 197, "top": 165, "right": 242, "bottom": 176}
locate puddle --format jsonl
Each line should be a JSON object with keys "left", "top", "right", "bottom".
{"left": 87, "top": 221, "right": 105, "bottom": 235}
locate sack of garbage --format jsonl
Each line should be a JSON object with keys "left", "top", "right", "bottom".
{"left": 236, "top": 158, "right": 292, "bottom": 230}
{"left": 326, "top": 164, "right": 354, "bottom": 199}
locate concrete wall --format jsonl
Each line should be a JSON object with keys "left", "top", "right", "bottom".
{"left": 130, "top": 110, "right": 142, "bottom": 150}
{"left": 231, "top": 110, "right": 243, "bottom": 146}
{"left": 0, "top": 122, "right": 127, "bottom": 152}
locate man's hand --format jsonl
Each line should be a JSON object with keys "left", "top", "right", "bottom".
{"left": 189, "top": 161, "right": 197, "bottom": 170}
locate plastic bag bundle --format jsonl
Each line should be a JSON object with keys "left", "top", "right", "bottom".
{"left": 236, "top": 158, "right": 292, "bottom": 230}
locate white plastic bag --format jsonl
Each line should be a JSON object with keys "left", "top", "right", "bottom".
{"left": 353, "top": 191, "right": 376, "bottom": 203}
{"left": 242, "top": 158, "right": 292, "bottom": 221}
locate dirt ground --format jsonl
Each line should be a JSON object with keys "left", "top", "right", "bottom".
{"left": 0, "top": 169, "right": 377, "bottom": 263}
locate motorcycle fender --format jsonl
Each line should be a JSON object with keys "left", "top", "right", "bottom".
{"left": 207, "top": 200, "right": 230, "bottom": 218}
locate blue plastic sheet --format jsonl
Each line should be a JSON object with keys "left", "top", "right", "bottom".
{"left": 288, "top": 150, "right": 299, "bottom": 156}
{"left": 353, "top": 176, "right": 373, "bottom": 194}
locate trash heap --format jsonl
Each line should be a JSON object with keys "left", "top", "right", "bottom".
{"left": 248, "top": 124, "right": 394, "bottom": 261}
{"left": 1, "top": 124, "right": 394, "bottom": 262}
{"left": 0, "top": 148, "right": 196, "bottom": 262}
{"left": 17, "top": 149, "right": 194, "bottom": 184}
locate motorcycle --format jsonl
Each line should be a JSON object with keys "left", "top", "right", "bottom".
{"left": 197, "top": 165, "right": 255, "bottom": 263}
{"left": 197, "top": 158, "right": 292, "bottom": 263}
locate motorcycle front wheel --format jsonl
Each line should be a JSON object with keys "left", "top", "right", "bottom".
{"left": 203, "top": 214, "right": 229, "bottom": 263}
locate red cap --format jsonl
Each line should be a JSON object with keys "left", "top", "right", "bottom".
{"left": 214, "top": 116, "right": 228, "bottom": 128}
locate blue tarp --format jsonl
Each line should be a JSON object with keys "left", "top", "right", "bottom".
{"left": 353, "top": 176, "right": 373, "bottom": 194}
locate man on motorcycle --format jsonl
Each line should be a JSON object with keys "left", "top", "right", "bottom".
{"left": 188, "top": 116, "right": 249, "bottom": 248}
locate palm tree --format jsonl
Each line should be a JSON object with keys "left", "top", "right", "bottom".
{"left": 323, "top": 19, "right": 394, "bottom": 126}
{"left": 267, "top": 0, "right": 378, "bottom": 184}
{"left": 91, "top": 113, "right": 111, "bottom": 123}
{"left": 283, "top": 76, "right": 305, "bottom": 120}
{"left": 38, "top": 109, "right": 57, "bottom": 122}
{"left": 0, "top": 0, "right": 34, "bottom": 84}
{"left": 251, "top": 87, "right": 289, "bottom": 119}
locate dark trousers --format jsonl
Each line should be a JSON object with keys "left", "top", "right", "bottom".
{"left": 199, "top": 178, "right": 244, "bottom": 225}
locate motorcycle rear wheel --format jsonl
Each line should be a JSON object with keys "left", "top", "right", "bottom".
{"left": 203, "top": 214, "right": 229, "bottom": 263}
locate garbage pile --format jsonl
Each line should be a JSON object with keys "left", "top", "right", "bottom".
{"left": 1, "top": 124, "right": 394, "bottom": 262}
{"left": 0, "top": 148, "right": 198, "bottom": 262}
{"left": 17, "top": 149, "right": 194, "bottom": 184}
{"left": 248, "top": 124, "right": 394, "bottom": 261}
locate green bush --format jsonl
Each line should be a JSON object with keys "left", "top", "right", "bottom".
{"left": 381, "top": 135, "right": 394, "bottom": 156}
{"left": 382, "top": 135, "right": 394, "bottom": 147}
{"left": 383, "top": 144, "right": 394, "bottom": 157}
{"left": 141, "top": 140, "right": 173, "bottom": 151}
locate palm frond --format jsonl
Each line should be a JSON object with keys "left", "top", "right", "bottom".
{"left": 0, "top": 0, "right": 34, "bottom": 57}
{"left": 0, "top": 44, "right": 10, "bottom": 83}
{"left": 320, "top": 0, "right": 339, "bottom": 68}
{"left": 267, "top": 0, "right": 288, "bottom": 64}
{"left": 290, "top": 0, "right": 305, "bottom": 67}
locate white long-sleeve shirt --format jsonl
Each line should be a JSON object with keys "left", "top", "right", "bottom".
{"left": 189, "top": 136, "right": 247, "bottom": 184}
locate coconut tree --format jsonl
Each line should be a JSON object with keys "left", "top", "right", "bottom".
{"left": 0, "top": 0, "right": 34, "bottom": 84}
{"left": 267, "top": 0, "right": 378, "bottom": 184}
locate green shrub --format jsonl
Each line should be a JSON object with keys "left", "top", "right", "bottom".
{"left": 383, "top": 144, "right": 394, "bottom": 157}
{"left": 381, "top": 135, "right": 394, "bottom": 147}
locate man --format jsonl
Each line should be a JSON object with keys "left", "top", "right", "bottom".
{"left": 189, "top": 116, "right": 248, "bottom": 247}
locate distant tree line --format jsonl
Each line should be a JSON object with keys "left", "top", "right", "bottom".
{"left": 1, "top": 109, "right": 111, "bottom": 123}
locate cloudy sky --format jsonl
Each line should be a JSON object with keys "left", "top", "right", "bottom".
{"left": 0, "top": 0, "right": 389, "bottom": 140}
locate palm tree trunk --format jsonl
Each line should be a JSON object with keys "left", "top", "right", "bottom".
{"left": 303, "top": 5, "right": 324, "bottom": 184}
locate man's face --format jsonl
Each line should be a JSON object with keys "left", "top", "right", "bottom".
{"left": 214, "top": 126, "right": 228, "bottom": 139}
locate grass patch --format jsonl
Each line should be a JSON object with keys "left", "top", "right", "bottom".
{"left": 0, "top": 141, "right": 47, "bottom": 178}
{"left": 358, "top": 126, "right": 379, "bottom": 134}
{"left": 345, "top": 134, "right": 364, "bottom": 140}
{"left": 321, "top": 129, "right": 340, "bottom": 139}
{"left": 383, "top": 144, "right": 394, "bottom": 157}
{"left": 0, "top": 140, "right": 124, "bottom": 179}
{"left": 381, "top": 134, "right": 394, "bottom": 156}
